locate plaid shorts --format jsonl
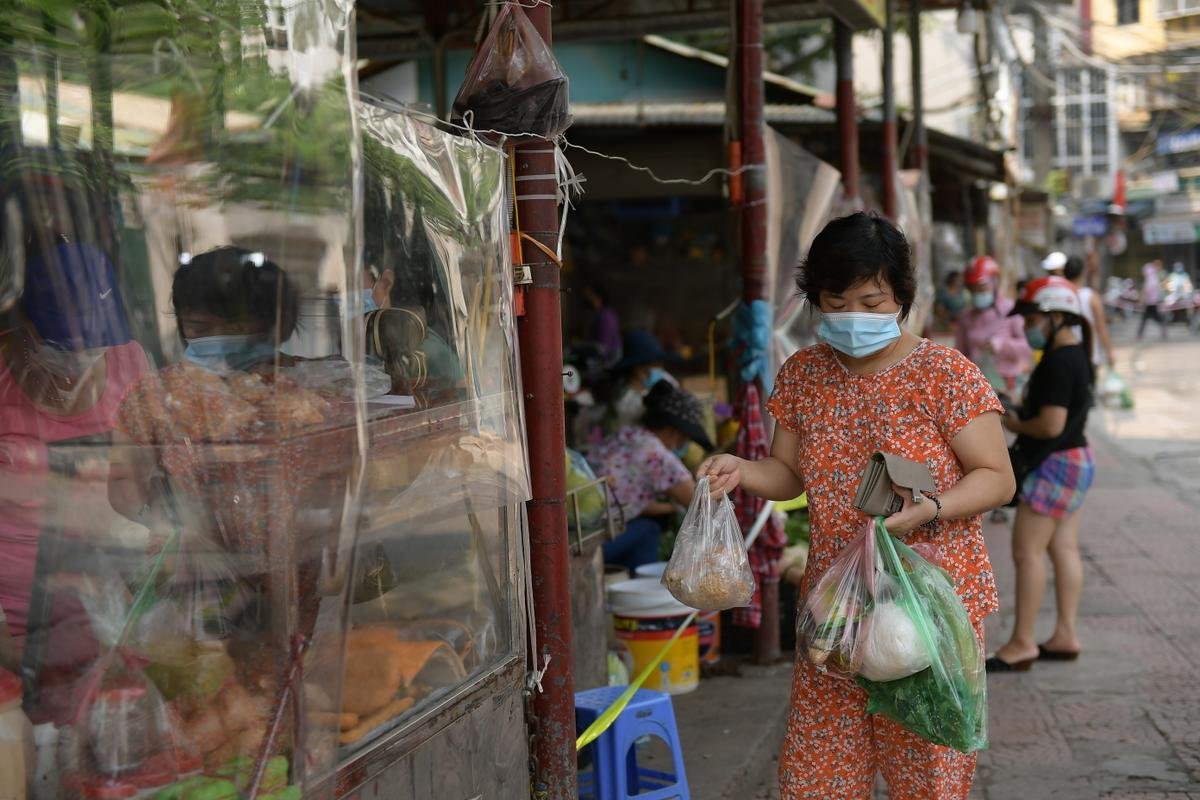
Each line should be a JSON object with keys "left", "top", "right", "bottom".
{"left": 1020, "top": 446, "right": 1095, "bottom": 520}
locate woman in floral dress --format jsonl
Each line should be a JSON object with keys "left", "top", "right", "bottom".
{"left": 701, "top": 213, "right": 1014, "bottom": 799}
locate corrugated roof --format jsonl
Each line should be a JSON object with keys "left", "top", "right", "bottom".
{"left": 571, "top": 101, "right": 835, "bottom": 127}
{"left": 642, "top": 35, "right": 826, "bottom": 102}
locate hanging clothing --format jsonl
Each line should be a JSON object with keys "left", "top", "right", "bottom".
{"left": 729, "top": 382, "right": 785, "bottom": 630}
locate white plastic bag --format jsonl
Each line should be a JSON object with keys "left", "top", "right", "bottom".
{"left": 661, "top": 476, "right": 754, "bottom": 611}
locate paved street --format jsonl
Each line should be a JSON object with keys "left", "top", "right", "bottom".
{"left": 679, "top": 321, "right": 1200, "bottom": 800}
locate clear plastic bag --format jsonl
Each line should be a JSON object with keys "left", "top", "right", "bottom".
{"left": 450, "top": 4, "right": 571, "bottom": 139}
{"left": 1099, "top": 369, "right": 1134, "bottom": 410}
{"left": 856, "top": 518, "right": 987, "bottom": 754}
{"left": 795, "top": 520, "right": 876, "bottom": 676}
{"left": 661, "top": 477, "right": 754, "bottom": 611}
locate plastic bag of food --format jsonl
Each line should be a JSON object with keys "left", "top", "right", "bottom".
{"left": 856, "top": 518, "right": 987, "bottom": 753}
{"left": 661, "top": 476, "right": 754, "bottom": 611}
{"left": 450, "top": 3, "right": 571, "bottom": 138}
{"left": 795, "top": 520, "right": 876, "bottom": 675}
{"left": 566, "top": 449, "right": 605, "bottom": 531}
{"left": 1099, "top": 369, "right": 1134, "bottom": 410}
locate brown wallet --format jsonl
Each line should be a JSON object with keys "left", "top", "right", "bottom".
{"left": 852, "top": 452, "right": 937, "bottom": 517}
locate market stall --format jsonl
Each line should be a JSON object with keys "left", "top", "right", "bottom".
{"left": 0, "top": 3, "right": 534, "bottom": 798}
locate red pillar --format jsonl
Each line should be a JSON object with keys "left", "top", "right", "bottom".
{"left": 736, "top": 0, "right": 767, "bottom": 304}
{"left": 881, "top": 0, "right": 898, "bottom": 219}
{"left": 514, "top": 6, "right": 575, "bottom": 798}
{"left": 734, "top": 0, "right": 780, "bottom": 664}
{"left": 834, "top": 20, "right": 860, "bottom": 204}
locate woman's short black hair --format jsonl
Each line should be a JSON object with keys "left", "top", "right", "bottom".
{"left": 798, "top": 212, "right": 915, "bottom": 318}
{"left": 943, "top": 270, "right": 962, "bottom": 287}
{"left": 171, "top": 246, "right": 299, "bottom": 342}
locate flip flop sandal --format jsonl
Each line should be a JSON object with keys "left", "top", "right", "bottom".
{"left": 985, "top": 655, "right": 1035, "bottom": 673}
{"left": 1037, "top": 645, "right": 1081, "bottom": 661}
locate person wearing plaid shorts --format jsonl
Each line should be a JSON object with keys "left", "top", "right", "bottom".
{"left": 990, "top": 276, "right": 1097, "bottom": 672}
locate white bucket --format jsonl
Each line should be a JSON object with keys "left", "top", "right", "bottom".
{"left": 633, "top": 561, "right": 668, "bottom": 580}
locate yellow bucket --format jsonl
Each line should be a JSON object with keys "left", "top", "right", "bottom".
{"left": 608, "top": 578, "right": 699, "bottom": 695}
{"left": 613, "top": 612, "right": 699, "bottom": 695}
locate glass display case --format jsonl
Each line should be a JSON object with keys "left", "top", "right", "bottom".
{"left": 0, "top": 4, "right": 530, "bottom": 799}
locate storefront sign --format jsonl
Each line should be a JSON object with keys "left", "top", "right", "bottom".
{"left": 1153, "top": 171, "right": 1181, "bottom": 193}
{"left": 1143, "top": 221, "right": 1200, "bottom": 245}
{"left": 1072, "top": 215, "right": 1107, "bottom": 237}
{"left": 1157, "top": 129, "right": 1200, "bottom": 155}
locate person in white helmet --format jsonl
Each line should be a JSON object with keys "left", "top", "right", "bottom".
{"left": 1041, "top": 251, "right": 1068, "bottom": 274}
{"left": 989, "top": 276, "right": 1096, "bottom": 672}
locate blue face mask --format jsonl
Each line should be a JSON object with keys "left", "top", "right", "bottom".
{"left": 1024, "top": 325, "right": 1047, "bottom": 351}
{"left": 818, "top": 311, "right": 902, "bottom": 359}
{"left": 184, "top": 334, "right": 276, "bottom": 374}
{"left": 672, "top": 441, "right": 690, "bottom": 459}
{"left": 643, "top": 367, "right": 667, "bottom": 390}
{"left": 361, "top": 289, "right": 379, "bottom": 314}
{"left": 971, "top": 292, "right": 994, "bottom": 310}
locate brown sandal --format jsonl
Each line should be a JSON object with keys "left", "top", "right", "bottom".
{"left": 1037, "top": 644, "right": 1081, "bottom": 662}
{"left": 985, "top": 655, "right": 1035, "bottom": 673}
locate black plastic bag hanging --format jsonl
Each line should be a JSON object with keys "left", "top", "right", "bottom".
{"left": 451, "top": 4, "right": 571, "bottom": 139}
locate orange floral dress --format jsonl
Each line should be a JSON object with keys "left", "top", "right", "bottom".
{"left": 766, "top": 339, "right": 1001, "bottom": 800}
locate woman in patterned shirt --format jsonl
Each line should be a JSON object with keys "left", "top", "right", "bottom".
{"left": 701, "top": 213, "right": 1014, "bottom": 799}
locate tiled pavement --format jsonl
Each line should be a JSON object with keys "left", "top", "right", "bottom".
{"left": 974, "top": 428, "right": 1200, "bottom": 799}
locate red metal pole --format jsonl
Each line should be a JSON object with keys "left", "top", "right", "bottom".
{"left": 514, "top": 6, "right": 575, "bottom": 798}
{"left": 881, "top": 0, "right": 898, "bottom": 219}
{"left": 737, "top": 0, "right": 767, "bottom": 304}
{"left": 734, "top": 0, "right": 780, "bottom": 663}
{"left": 1080, "top": 0, "right": 1093, "bottom": 56}
{"left": 834, "top": 20, "right": 860, "bottom": 204}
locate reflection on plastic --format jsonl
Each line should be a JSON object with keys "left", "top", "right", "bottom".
{"left": 1, "top": 1, "right": 361, "bottom": 797}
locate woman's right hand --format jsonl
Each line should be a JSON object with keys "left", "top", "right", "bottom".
{"left": 698, "top": 454, "right": 745, "bottom": 496}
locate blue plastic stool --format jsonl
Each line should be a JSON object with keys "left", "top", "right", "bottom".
{"left": 576, "top": 687, "right": 690, "bottom": 800}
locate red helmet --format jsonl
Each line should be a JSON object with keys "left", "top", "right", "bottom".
{"left": 1010, "top": 276, "right": 1082, "bottom": 317}
{"left": 964, "top": 256, "right": 1000, "bottom": 287}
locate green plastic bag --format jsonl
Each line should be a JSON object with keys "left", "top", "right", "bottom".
{"left": 566, "top": 448, "right": 606, "bottom": 531}
{"left": 856, "top": 518, "right": 988, "bottom": 753}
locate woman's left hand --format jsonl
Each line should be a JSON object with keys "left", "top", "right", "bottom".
{"left": 882, "top": 483, "right": 938, "bottom": 535}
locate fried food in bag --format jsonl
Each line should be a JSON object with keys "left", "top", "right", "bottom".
{"left": 661, "top": 477, "right": 754, "bottom": 611}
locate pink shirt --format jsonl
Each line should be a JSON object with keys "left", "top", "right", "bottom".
{"left": 588, "top": 427, "right": 691, "bottom": 520}
{"left": 954, "top": 295, "right": 1032, "bottom": 391}
{"left": 0, "top": 342, "right": 148, "bottom": 642}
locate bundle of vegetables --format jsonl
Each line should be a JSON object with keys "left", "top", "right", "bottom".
{"left": 855, "top": 519, "right": 987, "bottom": 754}
{"left": 795, "top": 523, "right": 876, "bottom": 676}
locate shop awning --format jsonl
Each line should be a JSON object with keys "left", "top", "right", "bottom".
{"left": 355, "top": 0, "right": 886, "bottom": 60}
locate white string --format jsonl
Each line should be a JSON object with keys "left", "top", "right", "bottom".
{"left": 560, "top": 136, "right": 765, "bottom": 187}
{"left": 485, "top": 0, "right": 552, "bottom": 7}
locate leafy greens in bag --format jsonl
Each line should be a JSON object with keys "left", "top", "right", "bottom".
{"left": 856, "top": 518, "right": 988, "bottom": 753}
